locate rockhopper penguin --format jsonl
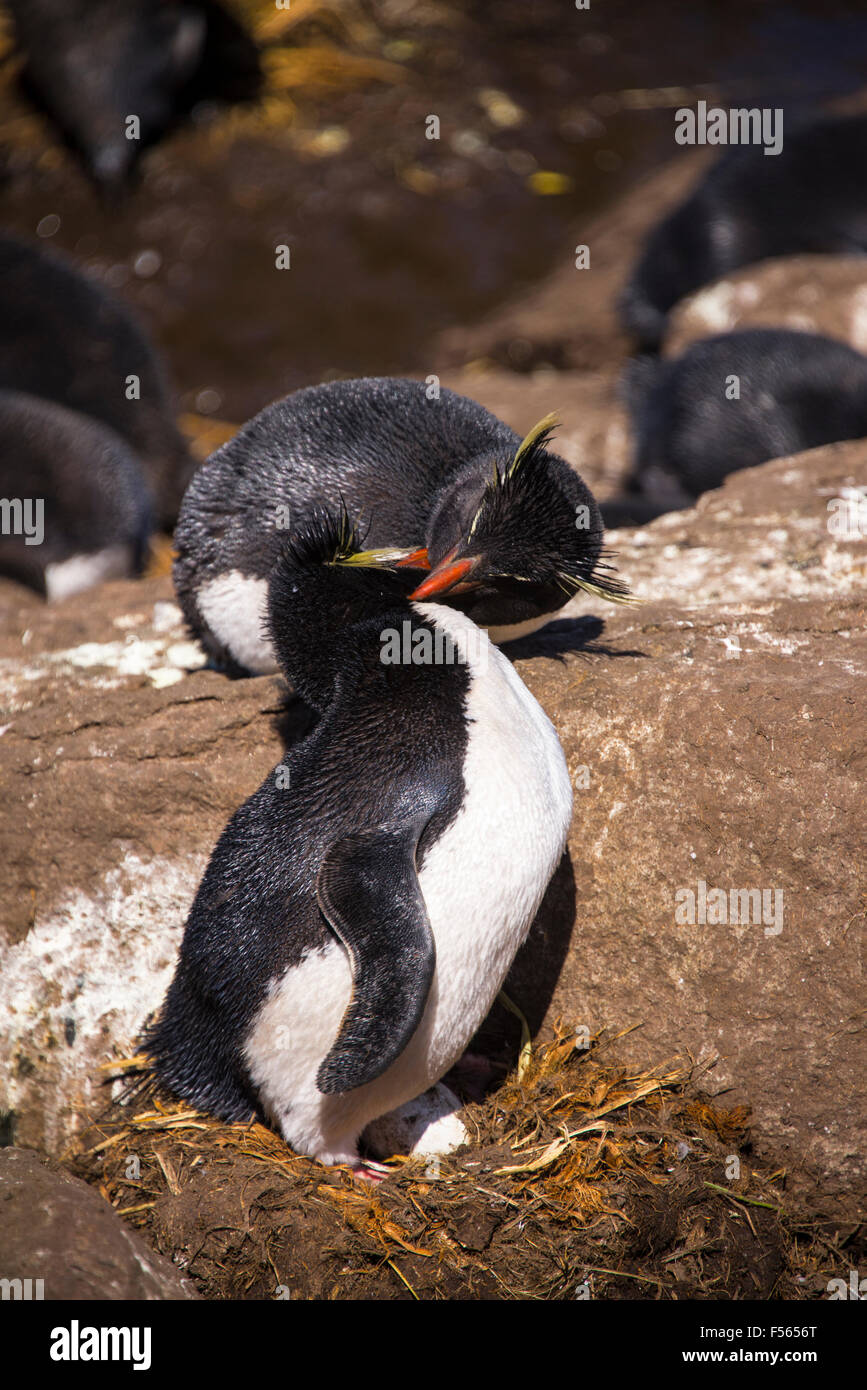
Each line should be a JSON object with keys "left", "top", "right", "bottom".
{"left": 0, "top": 389, "right": 154, "bottom": 598}
{"left": 623, "top": 328, "right": 867, "bottom": 506}
{"left": 145, "top": 508, "right": 573, "bottom": 1171}
{"left": 173, "top": 376, "right": 627, "bottom": 676}
{"left": 621, "top": 113, "right": 867, "bottom": 353}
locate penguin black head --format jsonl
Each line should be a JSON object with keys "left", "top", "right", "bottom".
{"left": 411, "top": 414, "right": 630, "bottom": 622}
{"left": 267, "top": 508, "right": 422, "bottom": 709}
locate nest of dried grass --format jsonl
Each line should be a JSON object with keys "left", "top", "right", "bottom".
{"left": 67, "top": 1024, "right": 847, "bottom": 1300}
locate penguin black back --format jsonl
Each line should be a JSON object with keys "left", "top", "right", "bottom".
{"left": 7, "top": 0, "right": 260, "bottom": 191}
{"left": 0, "top": 233, "right": 194, "bottom": 527}
{"left": 624, "top": 328, "right": 867, "bottom": 502}
{"left": 0, "top": 389, "right": 154, "bottom": 597}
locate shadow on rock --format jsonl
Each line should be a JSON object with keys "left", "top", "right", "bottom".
{"left": 503, "top": 615, "right": 648, "bottom": 663}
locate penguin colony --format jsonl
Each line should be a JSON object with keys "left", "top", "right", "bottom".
{"left": 3, "top": 38, "right": 867, "bottom": 1174}
{"left": 617, "top": 112, "right": 867, "bottom": 513}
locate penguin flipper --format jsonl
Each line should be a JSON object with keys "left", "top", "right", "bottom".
{"left": 315, "top": 824, "right": 435, "bottom": 1095}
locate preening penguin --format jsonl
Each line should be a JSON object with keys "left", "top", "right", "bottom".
{"left": 145, "top": 509, "right": 573, "bottom": 1170}
{"left": 173, "top": 376, "right": 626, "bottom": 675}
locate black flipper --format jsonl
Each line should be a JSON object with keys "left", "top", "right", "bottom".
{"left": 315, "top": 822, "right": 436, "bottom": 1095}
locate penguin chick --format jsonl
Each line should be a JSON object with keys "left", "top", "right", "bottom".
{"left": 145, "top": 509, "right": 573, "bottom": 1170}
{"left": 0, "top": 233, "right": 194, "bottom": 528}
{"left": 0, "top": 390, "right": 154, "bottom": 598}
{"left": 624, "top": 328, "right": 867, "bottom": 505}
{"left": 173, "top": 376, "right": 626, "bottom": 675}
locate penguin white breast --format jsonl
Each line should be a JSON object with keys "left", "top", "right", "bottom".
{"left": 243, "top": 605, "right": 573, "bottom": 1164}
{"left": 44, "top": 545, "right": 137, "bottom": 600}
{"left": 195, "top": 570, "right": 279, "bottom": 674}
{"left": 483, "top": 609, "right": 564, "bottom": 645}
{"left": 409, "top": 601, "right": 574, "bottom": 1067}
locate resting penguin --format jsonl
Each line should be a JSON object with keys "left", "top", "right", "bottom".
{"left": 621, "top": 113, "right": 867, "bottom": 352}
{"left": 7, "top": 0, "right": 260, "bottom": 192}
{"left": 0, "top": 390, "right": 154, "bottom": 597}
{"left": 0, "top": 233, "right": 194, "bottom": 528}
{"left": 144, "top": 509, "right": 573, "bottom": 1172}
{"left": 173, "top": 376, "right": 627, "bottom": 675}
{"left": 623, "top": 328, "right": 867, "bottom": 506}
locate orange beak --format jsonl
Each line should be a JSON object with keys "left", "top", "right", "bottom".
{"left": 408, "top": 553, "right": 480, "bottom": 600}
{"left": 395, "top": 547, "right": 430, "bottom": 569}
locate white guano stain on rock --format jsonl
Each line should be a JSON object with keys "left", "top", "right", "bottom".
{"left": 0, "top": 625, "right": 207, "bottom": 709}
{"left": 0, "top": 851, "right": 204, "bottom": 1152}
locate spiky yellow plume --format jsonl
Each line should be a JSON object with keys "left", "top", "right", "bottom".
{"left": 507, "top": 411, "right": 561, "bottom": 479}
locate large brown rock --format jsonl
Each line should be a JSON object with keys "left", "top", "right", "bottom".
{"left": 503, "top": 440, "right": 867, "bottom": 1205}
{"left": 1, "top": 442, "right": 864, "bottom": 1206}
{"left": 0, "top": 1147, "right": 197, "bottom": 1299}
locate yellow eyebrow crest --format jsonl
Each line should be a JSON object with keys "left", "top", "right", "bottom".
{"left": 507, "top": 411, "right": 560, "bottom": 479}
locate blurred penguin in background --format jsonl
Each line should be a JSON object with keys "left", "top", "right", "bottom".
{"left": 621, "top": 328, "right": 867, "bottom": 509}
{"left": 621, "top": 113, "right": 867, "bottom": 353}
{"left": 0, "top": 390, "right": 154, "bottom": 598}
{"left": 0, "top": 232, "right": 194, "bottom": 529}
{"left": 6, "top": 0, "right": 260, "bottom": 192}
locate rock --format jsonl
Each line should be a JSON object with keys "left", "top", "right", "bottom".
{"left": 0, "top": 442, "right": 864, "bottom": 1211}
{"left": 0, "top": 583, "right": 278, "bottom": 1151}
{"left": 0, "top": 1146, "right": 197, "bottom": 1298}
{"left": 666, "top": 255, "right": 867, "bottom": 358}
{"left": 499, "top": 440, "right": 867, "bottom": 1207}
